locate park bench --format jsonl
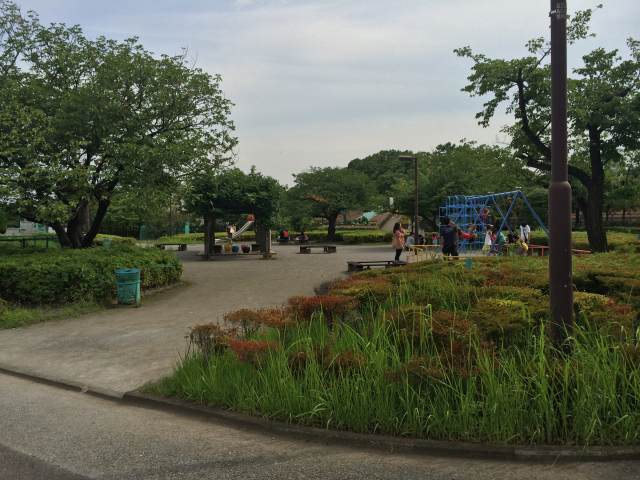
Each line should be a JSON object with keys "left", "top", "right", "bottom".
{"left": 299, "top": 244, "right": 337, "bottom": 254}
{"left": 527, "top": 244, "right": 549, "bottom": 256}
{"left": 347, "top": 260, "right": 407, "bottom": 272}
{"left": 156, "top": 243, "right": 187, "bottom": 251}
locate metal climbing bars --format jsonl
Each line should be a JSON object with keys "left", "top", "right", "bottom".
{"left": 439, "top": 190, "right": 548, "bottom": 252}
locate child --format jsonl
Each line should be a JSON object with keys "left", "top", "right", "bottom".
{"left": 482, "top": 226, "right": 493, "bottom": 254}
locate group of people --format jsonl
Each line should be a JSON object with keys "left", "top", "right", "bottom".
{"left": 391, "top": 214, "right": 532, "bottom": 261}
{"left": 278, "top": 230, "right": 309, "bottom": 244}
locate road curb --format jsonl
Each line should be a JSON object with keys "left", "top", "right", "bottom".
{"left": 0, "top": 363, "right": 124, "bottom": 400}
{"left": 2, "top": 364, "right": 640, "bottom": 463}
{"left": 122, "top": 391, "right": 640, "bottom": 463}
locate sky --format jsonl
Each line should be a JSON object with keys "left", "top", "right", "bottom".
{"left": 15, "top": 0, "right": 640, "bottom": 185}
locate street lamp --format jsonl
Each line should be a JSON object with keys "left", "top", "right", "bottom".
{"left": 399, "top": 155, "right": 419, "bottom": 244}
{"left": 549, "top": 0, "right": 573, "bottom": 343}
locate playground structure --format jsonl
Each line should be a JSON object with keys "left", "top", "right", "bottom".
{"left": 439, "top": 190, "right": 548, "bottom": 252}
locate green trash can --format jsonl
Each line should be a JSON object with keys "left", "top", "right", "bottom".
{"left": 102, "top": 238, "right": 112, "bottom": 249}
{"left": 115, "top": 268, "right": 141, "bottom": 306}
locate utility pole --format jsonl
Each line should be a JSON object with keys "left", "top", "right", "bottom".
{"left": 549, "top": 0, "right": 573, "bottom": 343}
{"left": 399, "top": 155, "right": 419, "bottom": 244}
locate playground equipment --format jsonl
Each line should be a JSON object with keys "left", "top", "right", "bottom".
{"left": 439, "top": 190, "right": 548, "bottom": 252}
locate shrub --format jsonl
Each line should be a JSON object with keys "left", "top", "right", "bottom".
{"left": 468, "top": 298, "right": 531, "bottom": 342}
{"left": 0, "top": 245, "right": 182, "bottom": 305}
{"left": 223, "top": 307, "right": 292, "bottom": 334}
{"left": 189, "top": 323, "right": 233, "bottom": 361}
{"left": 95, "top": 234, "right": 136, "bottom": 246}
{"left": 329, "top": 276, "right": 393, "bottom": 301}
{"left": 223, "top": 309, "right": 263, "bottom": 337}
{"left": 228, "top": 338, "right": 278, "bottom": 365}
{"left": 287, "top": 295, "right": 359, "bottom": 323}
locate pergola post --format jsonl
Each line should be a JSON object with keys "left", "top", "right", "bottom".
{"left": 203, "top": 212, "right": 215, "bottom": 260}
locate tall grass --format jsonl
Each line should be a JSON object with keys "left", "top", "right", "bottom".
{"left": 152, "top": 255, "right": 640, "bottom": 445}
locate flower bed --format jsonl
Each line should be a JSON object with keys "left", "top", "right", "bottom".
{"left": 153, "top": 254, "right": 640, "bottom": 446}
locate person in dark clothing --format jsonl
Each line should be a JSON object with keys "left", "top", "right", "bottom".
{"left": 439, "top": 217, "right": 459, "bottom": 257}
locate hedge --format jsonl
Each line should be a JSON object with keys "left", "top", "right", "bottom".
{"left": 0, "top": 245, "right": 182, "bottom": 305}
{"left": 529, "top": 230, "right": 640, "bottom": 252}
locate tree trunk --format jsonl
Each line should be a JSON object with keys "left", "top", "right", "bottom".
{"left": 52, "top": 222, "right": 72, "bottom": 248}
{"left": 622, "top": 208, "right": 627, "bottom": 225}
{"left": 81, "top": 199, "right": 110, "bottom": 247}
{"left": 584, "top": 128, "right": 608, "bottom": 252}
{"left": 327, "top": 214, "right": 338, "bottom": 241}
{"left": 574, "top": 204, "right": 581, "bottom": 229}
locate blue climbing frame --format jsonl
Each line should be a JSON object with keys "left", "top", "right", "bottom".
{"left": 439, "top": 190, "right": 548, "bottom": 252}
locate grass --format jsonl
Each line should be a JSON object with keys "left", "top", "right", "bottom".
{"left": 151, "top": 254, "right": 640, "bottom": 446}
{"left": 0, "top": 300, "right": 102, "bottom": 329}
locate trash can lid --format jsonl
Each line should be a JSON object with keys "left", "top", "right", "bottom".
{"left": 115, "top": 268, "right": 140, "bottom": 274}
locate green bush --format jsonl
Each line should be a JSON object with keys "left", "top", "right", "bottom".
{"left": 95, "top": 234, "right": 137, "bottom": 246}
{"left": 529, "top": 230, "right": 640, "bottom": 252}
{"left": 0, "top": 245, "right": 182, "bottom": 305}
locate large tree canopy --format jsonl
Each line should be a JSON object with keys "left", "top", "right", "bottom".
{"left": 0, "top": 2, "right": 236, "bottom": 247}
{"left": 455, "top": 6, "right": 640, "bottom": 251}
{"left": 385, "top": 142, "right": 543, "bottom": 229}
{"left": 287, "top": 167, "right": 375, "bottom": 240}
{"left": 185, "top": 167, "right": 282, "bottom": 226}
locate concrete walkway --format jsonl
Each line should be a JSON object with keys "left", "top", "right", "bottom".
{"left": 0, "top": 244, "right": 395, "bottom": 395}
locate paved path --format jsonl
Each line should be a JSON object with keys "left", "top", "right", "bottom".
{"left": 0, "top": 244, "right": 396, "bottom": 395}
{"left": 1, "top": 374, "right": 638, "bottom": 480}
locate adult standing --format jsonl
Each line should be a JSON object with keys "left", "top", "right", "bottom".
{"left": 439, "top": 217, "right": 459, "bottom": 257}
{"left": 392, "top": 222, "right": 406, "bottom": 262}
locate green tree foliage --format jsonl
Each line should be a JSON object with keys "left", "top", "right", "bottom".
{"left": 604, "top": 153, "right": 640, "bottom": 224}
{"left": 347, "top": 150, "right": 414, "bottom": 194}
{"left": 185, "top": 167, "right": 282, "bottom": 227}
{"left": 0, "top": 2, "right": 236, "bottom": 248}
{"left": 288, "top": 167, "right": 375, "bottom": 240}
{"left": 350, "top": 143, "right": 543, "bottom": 229}
{"left": 455, "top": 6, "right": 640, "bottom": 251}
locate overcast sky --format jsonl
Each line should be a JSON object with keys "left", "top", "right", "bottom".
{"left": 15, "top": 0, "right": 640, "bottom": 184}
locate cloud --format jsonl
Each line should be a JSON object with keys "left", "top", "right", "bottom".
{"left": 16, "top": 0, "right": 640, "bottom": 183}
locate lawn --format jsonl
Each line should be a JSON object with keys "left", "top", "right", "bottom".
{"left": 152, "top": 253, "right": 640, "bottom": 446}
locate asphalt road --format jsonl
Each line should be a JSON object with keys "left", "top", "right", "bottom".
{"left": 2, "top": 374, "right": 639, "bottom": 480}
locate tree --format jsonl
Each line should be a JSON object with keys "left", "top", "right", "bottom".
{"left": 455, "top": 6, "right": 640, "bottom": 251}
{"left": 347, "top": 150, "right": 414, "bottom": 195}
{"left": 604, "top": 153, "right": 640, "bottom": 225}
{"left": 288, "top": 167, "right": 375, "bottom": 240}
{"left": 0, "top": 3, "right": 236, "bottom": 247}
{"left": 185, "top": 167, "right": 282, "bottom": 256}
{"left": 351, "top": 143, "right": 541, "bottom": 230}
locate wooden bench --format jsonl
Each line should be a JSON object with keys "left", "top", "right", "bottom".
{"left": 347, "top": 260, "right": 407, "bottom": 272}
{"left": 300, "top": 244, "right": 337, "bottom": 254}
{"left": 156, "top": 243, "right": 187, "bottom": 251}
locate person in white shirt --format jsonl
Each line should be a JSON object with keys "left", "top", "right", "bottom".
{"left": 519, "top": 223, "right": 531, "bottom": 243}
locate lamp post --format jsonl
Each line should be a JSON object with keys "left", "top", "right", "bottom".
{"left": 399, "top": 155, "right": 419, "bottom": 244}
{"left": 549, "top": 0, "right": 573, "bottom": 343}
